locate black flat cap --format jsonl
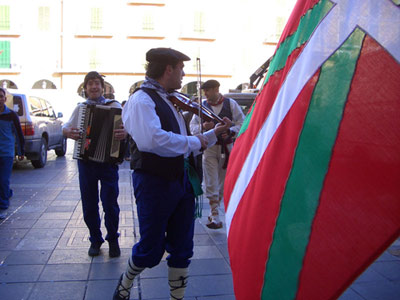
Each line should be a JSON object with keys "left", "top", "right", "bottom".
{"left": 201, "top": 79, "right": 220, "bottom": 89}
{"left": 146, "top": 48, "right": 190, "bottom": 64}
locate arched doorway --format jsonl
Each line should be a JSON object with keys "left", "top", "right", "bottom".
{"left": 77, "top": 81, "right": 115, "bottom": 99}
{"left": 236, "top": 83, "right": 250, "bottom": 91}
{"left": 129, "top": 80, "right": 144, "bottom": 96}
{"left": 181, "top": 81, "right": 203, "bottom": 98}
{"left": 0, "top": 79, "right": 18, "bottom": 89}
{"left": 32, "top": 79, "right": 57, "bottom": 89}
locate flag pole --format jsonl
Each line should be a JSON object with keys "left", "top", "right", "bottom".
{"left": 196, "top": 57, "right": 203, "bottom": 133}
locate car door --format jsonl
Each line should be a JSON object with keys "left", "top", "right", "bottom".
{"left": 28, "top": 96, "right": 47, "bottom": 141}
{"left": 47, "top": 100, "right": 63, "bottom": 146}
{"left": 38, "top": 98, "right": 56, "bottom": 146}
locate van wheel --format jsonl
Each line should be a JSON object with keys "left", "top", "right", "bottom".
{"left": 31, "top": 137, "right": 48, "bottom": 168}
{"left": 55, "top": 137, "right": 67, "bottom": 157}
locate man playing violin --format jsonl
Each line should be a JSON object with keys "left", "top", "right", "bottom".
{"left": 114, "top": 48, "right": 231, "bottom": 300}
{"left": 190, "top": 79, "right": 245, "bottom": 229}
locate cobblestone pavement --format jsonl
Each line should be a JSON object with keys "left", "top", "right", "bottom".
{"left": 0, "top": 141, "right": 399, "bottom": 300}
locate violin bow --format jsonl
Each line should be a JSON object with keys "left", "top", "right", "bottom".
{"left": 196, "top": 57, "right": 203, "bottom": 133}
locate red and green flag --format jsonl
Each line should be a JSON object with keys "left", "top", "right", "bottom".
{"left": 224, "top": 1, "right": 400, "bottom": 299}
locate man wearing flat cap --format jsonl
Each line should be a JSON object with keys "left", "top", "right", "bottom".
{"left": 190, "top": 79, "right": 245, "bottom": 229}
{"left": 114, "top": 48, "right": 231, "bottom": 300}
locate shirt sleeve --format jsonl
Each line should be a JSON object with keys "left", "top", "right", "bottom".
{"left": 229, "top": 98, "right": 245, "bottom": 136}
{"left": 189, "top": 114, "right": 202, "bottom": 135}
{"left": 122, "top": 90, "right": 203, "bottom": 158}
{"left": 62, "top": 104, "right": 82, "bottom": 130}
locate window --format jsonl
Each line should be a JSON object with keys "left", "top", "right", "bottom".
{"left": 275, "top": 16, "right": 286, "bottom": 41}
{"left": 45, "top": 101, "right": 56, "bottom": 118}
{"left": 38, "top": 6, "right": 50, "bottom": 31}
{"left": 194, "top": 12, "right": 205, "bottom": 33}
{"left": 191, "top": 50, "right": 204, "bottom": 71}
{"left": 11, "top": 95, "right": 23, "bottom": 116}
{"left": 0, "top": 5, "right": 10, "bottom": 31}
{"left": 89, "top": 49, "right": 101, "bottom": 69}
{"left": 28, "top": 97, "right": 43, "bottom": 117}
{"left": 91, "top": 8, "right": 103, "bottom": 31}
{"left": 39, "top": 98, "right": 50, "bottom": 117}
{"left": 142, "top": 13, "right": 155, "bottom": 31}
{"left": 0, "top": 41, "right": 10, "bottom": 69}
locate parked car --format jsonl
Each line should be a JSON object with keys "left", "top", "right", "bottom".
{"left": 5, "top": 91, "right": 67, "bottom": 168}
{"left": 224, "top": 92, "right": 258, "bottom": 115}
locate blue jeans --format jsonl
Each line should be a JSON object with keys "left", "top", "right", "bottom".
{"left": 131, "top": 170, "right": 195, "bottom": 269}
{"left": 78, "top": 160, "right": 120, "bottom": 244}
{"left": 0, "top": 156, "right": 13, "bottom": 210}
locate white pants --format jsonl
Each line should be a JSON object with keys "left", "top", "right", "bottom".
{"left": 203, "top": 144, "right": 228, "bottom": 216}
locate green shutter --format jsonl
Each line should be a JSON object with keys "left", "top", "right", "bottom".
{"left": 0, "top": 41, "right": 11, "bottom": 69}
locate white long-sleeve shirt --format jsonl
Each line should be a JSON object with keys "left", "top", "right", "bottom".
{"left": 190, "top": 97, "right": 245, "bottom": 136}
{"left": 122, "top": 89, "right": 218, "bottom": 158}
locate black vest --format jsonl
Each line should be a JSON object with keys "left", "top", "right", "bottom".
{"left": 130, "top": 88, "right": 184, "bottom": 180}
{"left": 204, "top": 97, "right": 233, "bottom": 145}
{"left": 203, "top": 97, "right": 232, "bottom": 125}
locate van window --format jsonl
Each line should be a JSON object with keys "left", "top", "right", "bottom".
{"left": 28, "top": 96, "right": 44, "bottom": 117}
{"left": 39, "top": 98, "right": 50, "bottom": 117}
{"left": 5, "top": 95, "right": 23, "bottom": 116}
{"left": 47, "top": 103, "right": 56, "bottom": 118}
{"left": 12, "top": 96, "right": 24, "bottom": 116}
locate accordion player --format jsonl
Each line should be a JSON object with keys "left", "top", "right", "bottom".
{"left": 73, "top": 104, "right": 125, "bottom": 164}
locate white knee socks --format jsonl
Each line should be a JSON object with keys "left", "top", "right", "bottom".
{"left": 118, "top": 256, "right": 145, "bottom": 298}
{"left": 168, "top": 267, "right": 188, "bottom": 300}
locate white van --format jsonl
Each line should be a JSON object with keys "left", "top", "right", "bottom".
{"left": 5, "top": 91, "right": 66, "bottom": 168}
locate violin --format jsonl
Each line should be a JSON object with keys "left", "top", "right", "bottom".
{"left": 169, "top": 92, "right": 224, "bottom": 123}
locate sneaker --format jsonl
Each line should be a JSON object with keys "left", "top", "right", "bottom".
{"left": 113, "top": 274, "right": 130, "bottom": 300}
{"left": 206, "top": 215, "right": 223, "bottom": 229}
{"left": 109, "top": 239, "right": 121, "bottom": 258}
{"left": 88, "top": 242, "right": 102, "bottom": 256}
{"left": 0, "top": 209, "right": 8, "bottom": 220}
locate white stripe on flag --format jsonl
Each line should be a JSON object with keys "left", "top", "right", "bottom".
{"left": 225, "top": 0, "right": 400, "bottom": 236}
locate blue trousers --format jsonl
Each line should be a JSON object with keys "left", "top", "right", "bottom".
{"left": 0, "top": 156, "right": 13, "bottom": 210}
{"left": 78, "top": 160, "right": 120, "bottom": 243}
{"left": 131, "top": 170, "right": 195, "bottom": 269}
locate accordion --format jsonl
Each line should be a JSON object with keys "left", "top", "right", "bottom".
{"left": 73, "top": 104, "right": 124, "bottom": 164}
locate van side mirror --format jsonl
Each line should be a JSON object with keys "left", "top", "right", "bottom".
{"left": 57, "top": 112, "right": 63, "bottom": 118}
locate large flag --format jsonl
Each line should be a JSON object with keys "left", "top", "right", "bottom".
{"left": 224, "top": 1, "right": 400, "bottom": 299}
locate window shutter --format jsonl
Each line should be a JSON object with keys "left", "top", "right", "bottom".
{"left": 0, "top": 41, "right": 10, "bottom": 69}
{"left": 0, "top": 5, "right": 10, "bottom": 30}
{"left": 91, "top": 8, "right": 103, "bottom": 31}
{"left": 38, "top": 6, "right": 50, "bottom": 31}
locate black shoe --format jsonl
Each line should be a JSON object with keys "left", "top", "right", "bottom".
{"left": 109, "top": 240, "right": 121, "bottom": 258}
{"left": 88, "top": 242, "right": 102, "bottom": 257}
{"left": 113, "top": 274, "right": 130, "bottom": 300}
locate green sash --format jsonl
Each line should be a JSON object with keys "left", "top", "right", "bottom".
{"left": 184, "top": 159, "right": 203, "bottom": 218}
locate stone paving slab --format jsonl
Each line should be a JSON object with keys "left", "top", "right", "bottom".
{"left": 0, "top": 142, "right": 398, "bottom": 300}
